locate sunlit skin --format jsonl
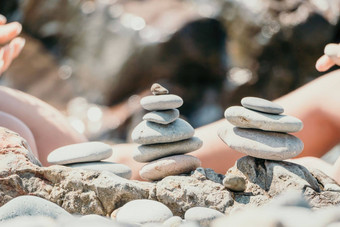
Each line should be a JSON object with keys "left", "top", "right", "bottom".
{"left": 1, "top": 15, "right": 340, "bottom": 183}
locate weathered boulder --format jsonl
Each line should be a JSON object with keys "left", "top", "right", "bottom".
{"left": 1, "top": 127, "right": 340, "bottom": 218}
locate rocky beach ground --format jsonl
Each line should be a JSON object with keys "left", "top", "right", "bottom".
{"left": 1, "top": 93, "right": 340, "bottom": 226}
{"left": 1, "top": 125, "right": 340, "bottom": 226}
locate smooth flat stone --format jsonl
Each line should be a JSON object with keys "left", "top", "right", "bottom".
{"left": 184, "top": 207, "right": 224, "bottom": 227}
{"left": 0, "top": 195, "right": 71, "bottom": 222}
{"left": 223, "top": 174, "right": 246, "bottom": 192}
{"left": 116, "top": 199, "right": 173, "bottom": 224}
{"left": 143, "top": 109, "right": 179, "bottom": 125}
{"left": 224, "top": 106, "right": 303, "bottom": 133}
{"left": 241, "top": 97, "right": 284, "bottom": 114}
{"left": 141, "top": 95, "right": 183, "bottom": 111}
{"left": 218, "top": 123, "right": 304, "bottom": 160}
{"left": 131, "top": 119, "right": 194, "bottom": 145}
{"left": 47, "top": 142, "right": 113, "bottom": 165}
{"left": 65, "top": 161, "right": 132, "bottom": 179}
{"left": 133, "top": 137, "right": 203, "bottom": 162}
{"left": 139, "top": 155, "right": 201, "bottom": 181}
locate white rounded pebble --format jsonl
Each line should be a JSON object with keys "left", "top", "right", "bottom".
{"left": 141, "top": 95, "right": 183, "bottom": 111}
{"left": 0, "top": 216, "right": 58, "bottom": 227}
{"left": 47, "top": 142, "right": 113, "bottom": 165}
{"left": 65, "top": 161, "right": 132, "bottom": 179}
{"left": 143, "top": 109, "right": 180, "bottom": 125}
{"left": 163, "top": 216, "right": 183, "bottom": 227}
{"left": 0, "top": 195, "right": 71, "bottom": 222}
{"left": 225, "top": 106, "right": 303, "bottom": 133}
{"left": 184, "top": 207, "right": 224, "bottom": 227}
{"left": 139, "top": 155, "right": 201, "bottom": 181}
{"left": 241, "top": 97, "right": 284, "bottom": 114}
{"left": 116, "top": 199, "right": 173, "bottom": 225}
{"left": 131, "top": 119, "right": 194, "bottom": 145}
{"left": 218, "top": 122, "right": 304, "bottom": 160}
{"left": 133, "top": 137, "right": 203, "bottom": 163}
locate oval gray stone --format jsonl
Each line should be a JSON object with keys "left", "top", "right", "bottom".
{"left": 131, "top": 119, "right": 194, "bottom": 145}
{"left": 141, "top": 95, "right": 183, "bottom": 111}
{"left": 47, "top": 142, "right": 113, "bottom": 165}
{"left": 65, "top": 161, "right": 132, "bottom": 179}
{"left": 143, "top": 109, "right": 180, "bottom": 125}
{"left": 241, "top": 97, "right": 284, "bottom": 114}
{"left": 184, "top": 207, "right": 224, "bottom": 227}
{"left": 116, "top": 199, "right": 173, "bottom": 224}
{"left": 133, "top": 137, "right": 203, "bottom": 162}
{"left": 223, "top": 174, "right": 246, "bottom": 192}
{"left": 224, "top": 106, "right": 303, "bottom": 133}
{"left": 0, "top": 195, "right": 71, "bottom": 222}
{"left": 139, "top": 155, "right": 201, "bottom": 181}
{"left": 218, "top": 123, "right": 304, "bottom": 160}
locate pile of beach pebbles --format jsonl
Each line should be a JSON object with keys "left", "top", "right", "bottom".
{"left": 47, "top": 142, "right": 131, "bottom": 179}
{"left": 218, "top": 97, "right": 304, "bottom": 161}
{"left": 131, "top": 83, "right": 202, "bottom": 181}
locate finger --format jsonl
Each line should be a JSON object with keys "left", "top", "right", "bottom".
{"left": 0, "top": 22, "right": 22, "bottom": 44}
{"left": 0, "top": 45, "right": 14, "bottom": 74}
{"left": 315, "top": 55, "right": 335, "bottom": 72}
{"left": 0, "top": 15, "right": 7, "bottom": 25}
{"left": 9, "top": 37, "right": 25, "bottom": 58}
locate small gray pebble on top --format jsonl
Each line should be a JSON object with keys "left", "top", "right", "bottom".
{"left": 151, "top": 83, "right": 169, "bottom": 95}
{"left": 241, "top": 97, "right": 284, "bottom": 115}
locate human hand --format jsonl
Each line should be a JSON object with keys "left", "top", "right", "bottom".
{"left": 0, "top": 15, "right": 25, "bottom": 74}
{"left": 315, "top": 43, "right": 340, "bottom": 72}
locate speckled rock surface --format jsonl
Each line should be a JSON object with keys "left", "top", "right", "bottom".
{"left": 1, "top": 127, "right": 340, "bottom": 220}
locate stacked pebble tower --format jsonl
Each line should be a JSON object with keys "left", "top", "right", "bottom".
{"left": 218, "top": 97, "right": 304, "bottom": 161}
{"left": 47, "top": 142, "right": 132, "bottom": 179}
{"left": 132, "top": 83, "right": 202, "bottom": 181}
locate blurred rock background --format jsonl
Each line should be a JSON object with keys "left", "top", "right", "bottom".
{"left": 0, "top": 0, "right": 339, "bottom": 146}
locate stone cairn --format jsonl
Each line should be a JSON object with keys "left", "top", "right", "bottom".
{"left": 47, "top": 142, "right": 132, "bottom": 179}
{"left": 218, "top": 97, "right": 304, "bottom": 191}
{"left": 131, "top": 83, "right": 202, "bottom": 181}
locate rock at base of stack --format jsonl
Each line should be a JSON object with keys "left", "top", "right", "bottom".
{"left": 47, "top": 142, "right": 132, "bottom": 179}
{"left": 218, "top": 97, "right": 304, "bottom": 161}
{"left": 131, "top": 83, "right": 202, "bottom": 181}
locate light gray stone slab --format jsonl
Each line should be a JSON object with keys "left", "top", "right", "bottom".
{"left": 224, "top": 106, "right": 303, "bottom": 133}
{"left": 131, "top": 119, "right": 194, "bottom": 145}
{"left": 116, "top": 199, "right": 173, "bottom": 224}
{"left": 0, "top": 195, "right": 71, "bottom": 222}
{"left": 133, "top": 137, "right": 203, "bottom": 163}
{"left": 141, "top": 95, "right": 183, "bottom": 111}
{"left": 139, "top": 155, "right": 201, "bottom": 181}
{"left": 223, "top": 174, "right": 246, "bottom": 192}
{"left": 47, "top": 142, "right": 112, "bottom": 164}
{"left": 241, "top": 97, "right": 284, "bottom": 114}
{"left": 184, "top": 207, "right": 224, "bottom": 227}
{"left": 143, "top": 109, "right": 179, "bottom": 125}
{"left": 65, "top": 161, "right": 132, "bottom": 179}
{"left": 218, "top": 122, "right": 304, "bottom": 160}
{"left": 47, "top": 142, "right": 113, "bottom": 165}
